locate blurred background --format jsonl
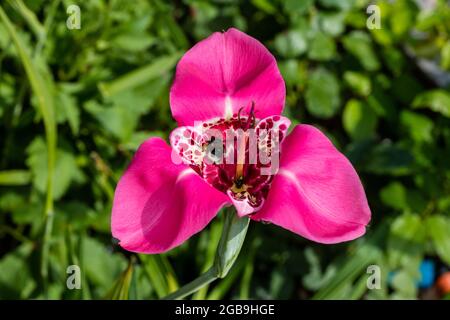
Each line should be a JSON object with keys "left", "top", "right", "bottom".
{"left": 0, "top": 0, "right": 450, "bottom": 300}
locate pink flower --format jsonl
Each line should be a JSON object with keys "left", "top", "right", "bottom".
{"left": 111, "top": 28, "right": 371, "bottom": 254}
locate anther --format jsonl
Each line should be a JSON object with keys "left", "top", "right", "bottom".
{"left": 235, "top": 176, "right": 244, "bottom": 188}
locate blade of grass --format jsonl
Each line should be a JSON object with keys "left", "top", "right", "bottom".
{"left": 348, "top": 274, "right": 370, "bottom": 300}
{"left": 129, "top": 265, "right": 138, "bottom": 300}
{"left": 152, "top": 0, "right": 189, "bottom": 49}
{"left": 312, "top": 246, "right": 377, "bottom": 299}
{"left": 312, "top": 222, "right": 389, "bottom": 300}
{"left": 0, "top": 5, "right": 57, "bottom": 297}
{"left": 98, "top": 52, "right": 181, "bottom": 98}
{"left": 140, "top": 255, "right": 173, "bottom": 298}
{"left": 78, "top": 233, "right": 92, "bottom": 299}
{"left": 35, "top": 0, "right": 60, "bottom": 56}
{"left": 65, "top": 226, "right": 82, "bottom": 299}
{"left": 239, "top": 239, "right": 259, "bottom": 299}
{"left": 105, "top": 259, "right": 134, "bottom": 300}
{"left": 160, "top": 255, "right": 179, "bottom": 292}
{"left": 8, "top": 0, "right": 45, "bottom": 40}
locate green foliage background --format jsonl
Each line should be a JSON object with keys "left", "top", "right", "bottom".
{"left": 1, "top": 0, "right": 450, "bottom": 299}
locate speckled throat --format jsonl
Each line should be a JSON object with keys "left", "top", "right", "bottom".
{"left": 170, "top": 107, "right": 290, "bottom": 215}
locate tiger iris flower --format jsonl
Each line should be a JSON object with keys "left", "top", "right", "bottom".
{"left": 111, "top": 28, "right": 371, "bottom": 254}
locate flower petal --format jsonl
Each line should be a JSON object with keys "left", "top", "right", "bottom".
{"left": 170, "top": 28, "right": 285, "bottom": 126}
{"left": 112, "top": 137, "right": 230, "bottom": 254}
{"left": 252, "top": 125, "right": 371, "bottom": 243}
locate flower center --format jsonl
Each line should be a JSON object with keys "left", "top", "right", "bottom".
{"left": 171, "top": 105, "right": 289, "bottom": 215}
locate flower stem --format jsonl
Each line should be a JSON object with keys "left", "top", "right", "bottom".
{"left": 162, "top": 267, "right": 218, "bottom": 300}
{"left": 162, "top": 208, "right": 250, "bottom": 300}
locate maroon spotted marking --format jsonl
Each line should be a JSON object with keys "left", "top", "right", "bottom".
{"left": 170, "top": 108, "right": 290, "bottom": 214}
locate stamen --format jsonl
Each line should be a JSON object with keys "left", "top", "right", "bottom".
{"left": 237, "top": 106, "right": 244, "bottom": 127}
{"left": 246, "top": 101, "right": 256, "bottom": 129}
{"left": 235, "top": 129, "right": 247, "bottom": 180}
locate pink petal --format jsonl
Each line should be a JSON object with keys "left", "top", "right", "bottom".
{"left": 252, "top": 125, "right": 371, "bottom": 243}
{"left": 111, "top": 137, "right": 230, "bottom": 254}
{"left": 170, "top": 28, "right": 285, "bottom": 126}
{"left": 227, "top": 190, "right": 264, "bottom": 217}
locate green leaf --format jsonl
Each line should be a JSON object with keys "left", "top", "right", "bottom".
{"left": 441, "top": 41, "right": 450, "bottom": 71}
{"left": 388, "top": 214, "right": 426, "bottom": 268}
{"left": 0, "top": 243, "right": 36, "bottom": 299}
{"left": 26, "top": 137, "right": 85, "bottom": 200}
{"left": 106, "top": 76, "right": 170, "bottom": 115}
{"left": 342, "top": 31, "right": 380, "bottom": 71}
{"left": 283, "top": 0, "right": 313, "bottom": 14}
{"left": 343, "top": 71, "right": 371, "bottom": 96}
{"left": 55, "top": 87, "right": 80, "bottom": 136}
{"left": 363, "top": 142, "right": 414, "bottom": 175}
{"left": 382, "top": 48, "right": 405, "bottom": 76}
{"left": 278, "top": 59, "right": 301, "bottom": 86}
{"left": 251, "top": 0, "right": 277, "bottom": 14}
{"left": 380, "top": 182, "right": 407, "bottom": 210}
{"left": 82, "top": 236, "right": 127, "bottom": 296}
{"left": 400, "top": 110, "right": 433, "bottom": 143}
{"left": 274, "top": 29, "right": 308, "bottom": 58}
{"left": 121, "top": 131, "right": 165, "bottom": 151}
{"left": 412, "top": 90, "right": 450, "bottom": 118}
{"left": 308, "top": 32, "right": 336, "bottom": 61}
{"left": 426, "top": 215, "right": 450, "bottom": 265}
{"left": 389, "top": 0, "right": 417, "bottom": 38}
{"left": 306, "top": 68, "right": 340, "bottom": 119}
{"left": 84, "top": 100, "right": 139, "bottom": 141}
{"left": 342, "top": 99, "right": 377, "bottom": 140}
{"left": 318, "top": 12, "right": 345, "bottom": 37}
{"left": 391, "top": 269, "right": 418, "bottom": 299}
{"left": 0, "top": 170, "right": 31, "bottom": 185}
{"left": 109, "top": 14, "right": 154, "bottom": 52}
{"left": 318, "top": 0, "right": 356, "bottom": 10}
{"left": 214, "top": 210, "right": 250, "bottom": 278}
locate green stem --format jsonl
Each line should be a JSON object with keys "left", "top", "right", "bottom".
{"left": 161, "top": 208, "right": 250, "bottom": 300}
{"left": 162, "top": 267, "right": 218, "bottom": 300}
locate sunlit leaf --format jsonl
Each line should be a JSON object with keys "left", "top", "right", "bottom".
{"left": 305, "top": 68, "right": 340, "bottom": 119}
